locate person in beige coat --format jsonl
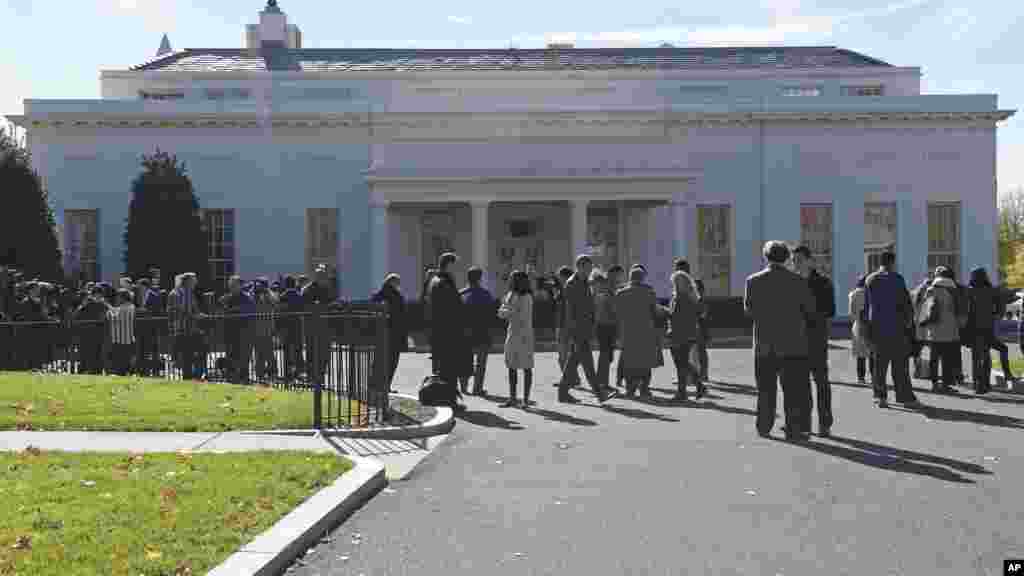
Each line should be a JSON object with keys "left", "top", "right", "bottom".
{"left": 615, "top": 266, "right": 665, "bottom": 398}
{"left": 668, "top": 269, "right": 702, "bottom": 400}
{"left": 848, "top": 275, "right": 873, "bottom": 384}
{"left": 919, "top": 266, "right": 963, "bottom": 393}
{"left": 497, "top": 270, "right": 536, "bottom": 408}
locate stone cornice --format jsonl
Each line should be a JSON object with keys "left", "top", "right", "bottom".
{"left": 7, "top": 109, "right": 1014, "bottom": 132}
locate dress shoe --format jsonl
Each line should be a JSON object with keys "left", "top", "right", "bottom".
{"left": 558, "top": 394, "right": 580, "bottom": 404}
{"left": 757, "top": 430, "right": 771, "bottom": 438}
{"left": 819, "top": 427, "right": 831, "bottom": 438}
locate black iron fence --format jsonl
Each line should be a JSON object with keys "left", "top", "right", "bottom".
{"left": 0, "top": 304, "right": 390, "bottom": 429}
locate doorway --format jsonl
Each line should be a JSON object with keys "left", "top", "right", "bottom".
{"left": 497, "top": 218, "right": 544, "bottom": 291}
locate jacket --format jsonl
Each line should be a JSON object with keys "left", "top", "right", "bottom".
{"left": 563, "top": 272, "right": 596, "bottom": 339}
{"left": 806, "top": 269, "right": 836, "bottom": 329}
{"left": 921, "top": 277, "right": 961, "bottom": 343}
{"left": 371, "top": 284, "right": 409, "bottom": 353}
{"left": 967, "top": 283, "right": 997, "bottom": 335}
{"left": 460, "top": 285, "right": 497, "bottom": 347}
{"left": 864, "top": 268, "right": 913, "bottom": 351}
{"left": 594, "top": 284, "right": 617, "bottom": 326}
{"left": 744, "top": 264, "right": 815, "bottom": 358}
{"left": 667, "top": 277, "right": 700, "bottom": 347}
{"left": 498, "top": 291, "right": 535, "bottom": 370}
{"left": 428, "top": 271, "right": 463, "bottom": 341}
{"left": 848, "top": 288, "right": 871, "bottom": 357}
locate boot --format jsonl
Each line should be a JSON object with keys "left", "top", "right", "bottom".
{"left": 523, "top": 369, "right": 533, "bottom": 408}
{"left": 502, "top": 369, "right": 518, "bottom": 407}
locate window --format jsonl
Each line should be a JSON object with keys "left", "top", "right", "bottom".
{"left": 928, "top": 202, "right": 961, "bottom": 275}
{"left": 203, "top": 209, "right": 236, "bottom": 293}
{"left": 139, "top": 91, "right": 185, "bottom": 101}
{"left": 800, "top": 204, "right": 833, "bottom": 277}
{"left": 63, "top": 209, "right": 99, "bottom": 284}
{"left": 697, "top": 205, "right": 731, "bottom": 297}
{"left": 306, "top": 208, "right": 338, "bottom": 278}
{"left": 864, "top": 203, "right": 897, "bottom": 273}
{"left": 841, "top": 85, "right": 885, "bottom": 97}
{"left": 780, "top": 86, "right": 821, "bottom": 97}
{"left": 679, "top": 85, "right": 729, "bottom": 97}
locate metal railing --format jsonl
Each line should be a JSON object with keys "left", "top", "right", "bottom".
{"left": 0, "top": 305, "right": 391, "bottom": 429}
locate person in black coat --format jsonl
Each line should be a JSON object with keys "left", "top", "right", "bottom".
{"left": 459, "top": 267, "right": 498, "bottom": 396}
{"left": 791, "top": 245, "right": 836, "bottom": 437}
{"left": 371, "top": 273, "right": 408, "bottom": 392}
{"left": 427, "top": 252, "right": 466, "bottom": 410}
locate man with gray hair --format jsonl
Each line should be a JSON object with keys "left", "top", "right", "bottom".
{"left": 744, "top": 241, "right": 815, "bottom": 441}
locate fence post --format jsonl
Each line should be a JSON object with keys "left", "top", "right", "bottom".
{"left": 310, "top": 313, "right": 322, "bottom": 430}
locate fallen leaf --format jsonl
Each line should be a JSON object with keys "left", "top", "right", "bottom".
{"left": 81, "top": 480, "right": 96, "bottom": 488}
{"left": 23, "top": 445, "right": 41, "bottom": 456}
{"left": 145, "top": 547, "right": 162, "bottom": 560}
{"left": 338, "top": 555, "right": 350, "bottom": 562}
{"left": 11, "top": 535, "right": 31, "bottom": 550}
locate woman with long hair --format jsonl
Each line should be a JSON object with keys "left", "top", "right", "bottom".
{"left": 497, "top": 270, "right": 535, "bottom": 408}
{"left": 667, "top": 269, "right": 701, "bottom": 400}
{"left": 968, "top": 266, "right": 1011, "bottom": 394}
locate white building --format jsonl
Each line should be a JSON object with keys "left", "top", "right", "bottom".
{"left": 6, "top": 1, "right": 1015, "bottom": 314}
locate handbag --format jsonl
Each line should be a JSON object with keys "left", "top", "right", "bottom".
{"left": 498, "top": 293, "right": 516, "bottom": 320}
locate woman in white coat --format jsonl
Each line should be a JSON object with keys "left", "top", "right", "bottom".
{"left": 497, "top": 270, "right": 536, "bottom": 408}
{"left": 848, "top": 275, "right": 873, "bottom": 384}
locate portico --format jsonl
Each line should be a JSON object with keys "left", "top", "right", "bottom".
{"left": 368, "top": 174, "right": 694, "bottom": 295}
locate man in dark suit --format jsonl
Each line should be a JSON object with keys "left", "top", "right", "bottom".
{"left": 791, "top": 245, "right": 836, "bottom": 437}
{"left": 864, "top": 250, "right": 917, "bottom": 407}
{"left": 428, "top": 252, "right": 467, "bottom": 411}
{"left": 559, "top": 254, "right": 613, "bottom": 403}
{"left": 744, "top": 241, "right": 816, "bottom": 441}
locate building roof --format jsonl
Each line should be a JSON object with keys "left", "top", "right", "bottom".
{"left": 130, "top": 46, "right": 892, "bottom": 73}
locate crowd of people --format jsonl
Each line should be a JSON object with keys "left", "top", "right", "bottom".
{"left": 0, "top": 264, "right": 337, "bottom": 382}
{"left": 3, "top": 240, "right": 1019, "bottom": 437}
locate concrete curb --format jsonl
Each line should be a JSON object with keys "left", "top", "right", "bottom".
{"left": 208, "top": 454, "right": 386, "bottom": 576}
{"left": 319, "top": 394, "right": 455, "bottom": 440}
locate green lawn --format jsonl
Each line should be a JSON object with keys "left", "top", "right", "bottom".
{"left": 0, "top": 372, "right": 364, "bottom": 431}
{"left": 0, "top": 449, "right": 351, "bottom": 576}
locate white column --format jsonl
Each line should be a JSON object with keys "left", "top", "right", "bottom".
{"left": 617, "top": 200, "right": 628, "bottom": 267}
{"left": 570, "top": 199, "right": 589, "bottom": 260}
{"left": 470, "top": 200, "right": 489, "bottom": 275}
{"left": 370, "top": 200, "right": 390, "bottom": 291}
{"left": 670, "top": 195, "right": 689, "bottom": 263}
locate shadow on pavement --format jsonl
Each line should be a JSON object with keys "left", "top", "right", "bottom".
{"left": 706, "top": 381, "right": 759, "bottom": 397}
{"left": 456, "top": 409, "right": 525, "bottom": 430}
{"left": 686, "top": 400, "right": 758, "bottom": 417}
{"left": 601, "top": 403, "right": 681, "bottom": 422}
{"left": 648, "top": 386, "right": 726, "bottom": 401}
{"left": 528, "top": 406, "right": 599, "bottom": 427}
{"left": 827, "top": 435, "right": 992, "bottom": 475}
{"left": 781, "top": 438, "right": 977, "bottom": 484}
{"left": 915, "top": 404, "right": 1024, "bottom": 431}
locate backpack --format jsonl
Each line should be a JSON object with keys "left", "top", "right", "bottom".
{"left": 418, "top": 374, "right": 461, "bottom": 407}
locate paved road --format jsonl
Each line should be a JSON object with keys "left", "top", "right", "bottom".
{"left": 291, "top": 346, "right": 1024, "bottom": 576}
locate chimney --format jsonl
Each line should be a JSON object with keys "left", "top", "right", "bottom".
{"left": 259, "top": 1, "right": 287, "bottom": 47}
{"left": 246, "top": 1, "right": 301, "bottom": 49}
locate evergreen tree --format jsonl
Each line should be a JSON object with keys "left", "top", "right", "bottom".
{"left": 0, "top": 126, "right": 62, "bottom": 281}
{"left": 123, "top": 150, "right": 207, "bottom": 291}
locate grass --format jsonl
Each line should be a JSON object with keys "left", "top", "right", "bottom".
{"left": 0, "top": 449, "right": 352, "bottom": 576}
{"left": 0, "top": 372, "right": 367, "bottom": 431}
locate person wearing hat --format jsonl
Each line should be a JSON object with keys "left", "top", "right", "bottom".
{"left": 744, "top": 241, "right": 815, "bottom": 440}
{"left": 919, "top": 265, "right": 965, "bottom": 394}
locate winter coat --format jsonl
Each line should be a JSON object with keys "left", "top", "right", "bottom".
{"left": 667, "top": 281, "right": 700, "bottom": 347}
{"left": 968, "top": 283, "right": 997, "bottom": 336}
{"left": 562, "top": 272, "right": 596, "bottom": 340}
{"left": 371, "top": 284, "right": 408, "bottom": 353}
{"left": 744, "top": 265, "right": 815, "bottom": 358}
{"left": 864, "top": 268, "right": 913, "bottom": 355}
{"left": 498, "top": 292, "right": 535, "bottom": 370}
{"left": 460, "top": 285, "right": 497, "bottom": 348}
{"left": 922, "top": 277, "right": 962, "bottom": 343}
{"left": 615, "top": 282, "right": 661, "bottom": 377}
{"left": 848, "top": 288, "right": 872, "bottom": 358}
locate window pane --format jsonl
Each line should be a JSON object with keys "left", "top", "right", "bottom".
{"left": 697, "top": 205, "right": 731, "bottom": 297}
